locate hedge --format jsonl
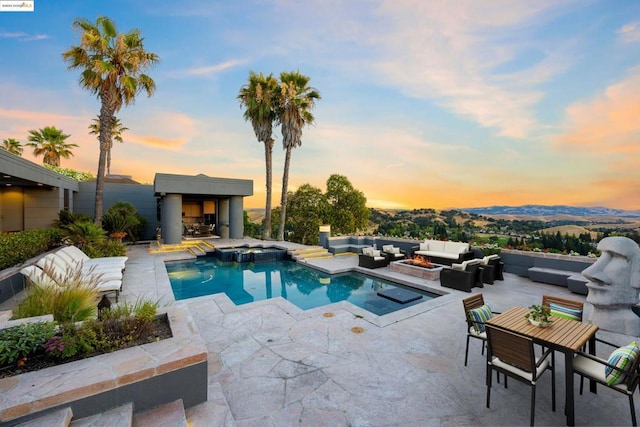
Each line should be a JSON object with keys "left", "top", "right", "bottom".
{"left": 0, "top": 229, "right": 65, "bottom": 270}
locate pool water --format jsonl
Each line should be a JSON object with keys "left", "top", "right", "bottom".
{"left": 166, "top": 258, "right": 438, "bottom": 316}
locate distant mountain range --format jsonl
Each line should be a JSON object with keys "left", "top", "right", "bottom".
{"left": 461, "top": 205, "right": 640, "bottom": 218}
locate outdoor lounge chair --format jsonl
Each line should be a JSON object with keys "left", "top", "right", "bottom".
{"left": 37, "top": 253, "right": 122, "bottom": 282}
{"left": 358, "top": 247, "right": 389, "bottom": 269}
{"left": 440, "top": 259, "right": 482, "bottom": 292}
{"left": 20, "top": 264, "right": 122, "bottom": 302}
{"left": 381, "top": 244, "right": 405, "bottom": 262}
{"left": 486, "top": 324, "right": 555, "bottom": 426}
{"left": 479, "top": 254, "right": 504, "bottom": 284}
{"left": 58, "top": 245, "right": 127, "bottom": 270}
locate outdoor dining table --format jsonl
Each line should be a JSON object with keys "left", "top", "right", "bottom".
{"left": 486, "top": 306, "right": 599, "bottom": 426}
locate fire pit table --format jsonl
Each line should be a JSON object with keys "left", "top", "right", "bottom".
{"left": 389, "top": 259, "right": 445, "bottom": 281}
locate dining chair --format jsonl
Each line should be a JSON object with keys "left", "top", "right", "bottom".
{"left": 541, "top": 294, "right": 584, "bottom": 320}
{"left": 462, "top": 293, "right": 499, "bottom": 366}
{"left": 485, "top": 324, "right": 556, "bottom": 426}
{"left": 573, "top": 336, "right": 640, "bottom": 426}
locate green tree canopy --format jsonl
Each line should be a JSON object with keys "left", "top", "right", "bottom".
{"left": 286, "top": 184, "right": 327, "bottom": 245}
{"left": 324, "top": 174, "right": 369, "bottom": 235}
{"left": 26, "top": 126, "right": 77, "bottom": 166}
{"left": 1, "top": 138, "right": 23, "bottom": 155}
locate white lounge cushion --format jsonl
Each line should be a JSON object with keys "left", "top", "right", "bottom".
{"left": 362, "top": 247, "right": 375, "bottom": 256}
{"left": 419, "top": 242, "right": 430, "bottom": 251}
{"left": 59, "top": 246, "right": 127, "bottom": 268}
{"left": 491, "top": 355, "right": 550, "bottom": 382}
{"left": 20, "top": 265, "right": 58, "bottom": 288}
{"left": 38, "top": 253, "right": 122, "bottom": 281}
{"left": 382, "top": 245, "right": 394, "bottom": 252}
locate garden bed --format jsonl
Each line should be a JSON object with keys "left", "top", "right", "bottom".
{"left": 0, "top": 315, "right": 173, "bottom": 379}
{"left": 0, "top": 306, "right": 208, "bottom": 425}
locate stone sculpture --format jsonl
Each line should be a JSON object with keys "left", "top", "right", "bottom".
{"left": 582, "top": 236, "right": 640, "bottom": 335}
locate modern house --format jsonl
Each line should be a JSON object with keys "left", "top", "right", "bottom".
{"left": 0, "top": 150, "right": 253, "bottom": 243}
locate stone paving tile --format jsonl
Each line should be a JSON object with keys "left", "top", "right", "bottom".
{"left": 5, "top": 239, "right": 639, "bottom": 426}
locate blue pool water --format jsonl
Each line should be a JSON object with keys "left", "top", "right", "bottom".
{"left": 166, "top": 258, "right": 438, "bottom": 316}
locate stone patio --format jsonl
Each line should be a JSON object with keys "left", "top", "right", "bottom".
{"left": 2, "top": 238, "right": 638, "bottom": 426}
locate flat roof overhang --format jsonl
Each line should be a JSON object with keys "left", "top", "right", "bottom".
{"left": 0, "top": 150, "right": 79, "bottom": 191}
{"left": 153, "top": 173, "right": 253, "bottom": 197}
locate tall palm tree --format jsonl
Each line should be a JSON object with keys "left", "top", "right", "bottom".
{"left": 26, "top": 126, "right": 77, "bottom": 166}
{"left": 88, "top": 115, "right": 129, "bottom": 175}
{"left": 62, "top": 16, "right": 158, "bottom": 225}
{"left": 238, "top": 71, "right": 279, "bottom": 240}
{"left": 276, "top": 71, "right": 321, "bottom": 241}
{"left": 1, "top": 138, "right": 23, "bottom": 155}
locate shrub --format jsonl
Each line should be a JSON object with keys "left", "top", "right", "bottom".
{"left": 0, "top": 321, "right": 57, "bottom": 366}
{"left": 62, "top": 220, "right": 106, "bottom": 249}
{"left": 0, "top": 228, "right": 64, "bottom": 270}
{"left": 13, "top": 267, "right": 99, "bottom": 323}
{"left": 84, "top": 239, "right": 126, "bottom": 258}
{"left": 100, "top": 299, "right": 159, "bottom": 345}
{"left": 103, "top": 201, "right": 144, "bottom": 242}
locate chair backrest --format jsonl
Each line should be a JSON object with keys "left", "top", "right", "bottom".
{"left": 59, "top": 245, "right": 90, "bottom": 263}
{"left": 462, "top": 294, "right": 485, "bottom": 328}
{"left": 541, "top": 295, "right": 584, "bottom": 320}
{"left": 486, "top": 324, "right": 535, "bottom": 374}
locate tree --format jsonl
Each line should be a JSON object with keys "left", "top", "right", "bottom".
{"left": 324, "top": 174, "right": 369, "bottom": 235}
{"left": 88, "top": 115, "right": 128, "bottom": 175}
{"left": 63, "top": 16, "right": 158, "bottom": 225}
{"left": 1, "top": 138, "right": 23, "bottom": 155}
{"left": 286, "top": 184, "right": 327, "bottom": 245}
{"left": 238, "top": 71, "right": 279, "bottom": 240}
{"left": 276, "top": 71, "right": 320, "bottom": 241}
{"left": 26, "top": 126, "right": 77, "bottom": 166}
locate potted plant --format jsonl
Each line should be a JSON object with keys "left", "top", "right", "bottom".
{"left": 524, "top": 304, "right": 553, "bottom": 327}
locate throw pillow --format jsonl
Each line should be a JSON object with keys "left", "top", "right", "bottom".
{"left": 468, "top": 304, "right": 493, "bottom": 334}
{"left": 382, "top": 245, "right": 393, "bottom": 253}
{"left": 362, "top": 248, "right": 374, "bottom": 257}
{"left": 419, "top": 242, "right": 429, "bottom": 251}
{"left": 372, "top": 250, "right": 381, "bottom": 257}
{"left": 605, "top": 341, "right": 640, "bottom": 386}
{"left": 392, "top": 247, "right": 401, "bottom": 254}
{"left": 549, "top": 303, "right": 583, "bottom": 321}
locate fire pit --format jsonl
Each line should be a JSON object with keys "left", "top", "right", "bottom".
{"left": 389, "top": 255, "right": 444, "bottom": 281}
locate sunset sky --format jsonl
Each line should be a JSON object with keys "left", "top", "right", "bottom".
{"left": 1, "top": 1, "right": 639, "bottom": 210}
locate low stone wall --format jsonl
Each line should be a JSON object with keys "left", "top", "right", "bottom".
{"left": 0, "top": 305, "right": 208, "bottom": 425}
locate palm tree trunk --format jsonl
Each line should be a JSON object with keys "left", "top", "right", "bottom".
{"left": 95, "top": 100, "right": 115, "bottom": 226}
{"left": 277, "top": 146, "right": 293, "bottom": 241}
{"left": 263, "top": 138, "right": 274, "bottom": 240}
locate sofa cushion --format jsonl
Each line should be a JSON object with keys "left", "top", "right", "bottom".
{"left": 382, "top": 245, "right": 394, "bottom": 252}
{"left": 372, "top": 250, "right": 381, "bottom": 257}
{"left": 419, "top": 242, "right": 430, "bottom": 251}
{"left": 427, "top": 240, "right": 445, "bottom": 252}
{"left": 444, "top": 241, "right": 469, "bottom": 254}
{"left": 392, "top": 247, "right": 401, "bottom": 254}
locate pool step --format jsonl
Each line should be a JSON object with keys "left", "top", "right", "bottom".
{"left": 289, "top": 246, "right": 333, "bottom": 261}
{"left": 149, "top": 240, "right": 215, "bottom": 255}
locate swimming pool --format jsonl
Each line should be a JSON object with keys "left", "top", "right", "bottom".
{"left": 166, "top": 258, "right": 438, "bottom": 316}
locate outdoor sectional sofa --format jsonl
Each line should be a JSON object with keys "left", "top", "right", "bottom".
{"left": 410, "top": 239, "right": 474, "bottom": 266}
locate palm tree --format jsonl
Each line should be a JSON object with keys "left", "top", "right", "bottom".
{"left": 276, "top": 71, "right": 321, "bottom": 241}
{"left": 26, "top": 126, "right": 77, "bottom": 166}
{"left": 62, "top": 16, "right": 158, "bottom": 225}
{"left": 88, "top": 115, "right": 129, "bottom": 175}
{"left": 238, "top": 71, "right": 279, "bottom": 240}
{"left": 1, "top": 138, "right": 23, "bottom": 155}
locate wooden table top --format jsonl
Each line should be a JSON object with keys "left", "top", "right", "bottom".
{"left": 487, "top": 306, "right": 599, "bottom": 352}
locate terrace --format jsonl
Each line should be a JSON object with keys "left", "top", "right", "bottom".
{"left": 1, "top": 238, "right": 637, "bottom": 426}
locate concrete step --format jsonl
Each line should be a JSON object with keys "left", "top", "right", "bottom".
{"left": 0, "top": 310, "right": 12, "bottom": 322}
{"left": 70, "top": 403, "right": 133, "bottom": 427}
{"left": 134, "top": 399, "right": 186, "bottom": 427}
{"left": 16, "top": 407, "right": 73, "bottom": 427}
